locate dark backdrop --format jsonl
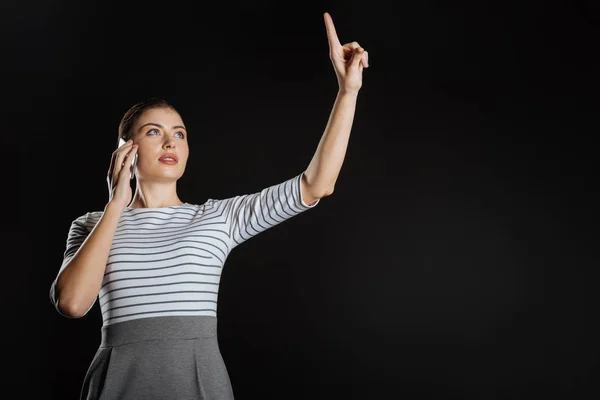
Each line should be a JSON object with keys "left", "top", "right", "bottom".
{"left": 4, "top": 1, "right": 597, "bottom": 399}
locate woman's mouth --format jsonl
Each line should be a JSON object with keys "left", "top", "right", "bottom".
{"left": 158, "top": 154, "right": 178, "bottom": 165}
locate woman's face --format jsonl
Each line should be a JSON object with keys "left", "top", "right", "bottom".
{"left": 131, "top": 107, "right": 189, "bottom": 182}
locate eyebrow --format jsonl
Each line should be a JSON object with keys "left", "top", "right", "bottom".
{"left": 139, "top": 122, "right": 187, "bottom": 132}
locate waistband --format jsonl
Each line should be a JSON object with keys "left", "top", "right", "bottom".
{"left": 100, "top": 315, "right": 218, "bottom": 347}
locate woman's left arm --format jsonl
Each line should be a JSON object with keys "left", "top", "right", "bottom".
{"left": 301, "top": 12, "right": 369, "bottom": 205}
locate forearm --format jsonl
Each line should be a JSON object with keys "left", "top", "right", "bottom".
{"left": 304, "top": 89, "right": 359, "bottom": 195}
{"left": 55, "top": 202, "right": 123, "bottom": 318}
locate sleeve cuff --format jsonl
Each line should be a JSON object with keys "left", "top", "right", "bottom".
{"left": 298, "top": 171, "right": 321, "bottom": 209}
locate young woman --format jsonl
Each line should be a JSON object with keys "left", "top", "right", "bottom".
{"left": 49, "top": 12, "right": 368, "bottom": 400}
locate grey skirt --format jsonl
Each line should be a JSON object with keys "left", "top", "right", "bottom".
{"left": 80, "top": 315, "right": 235, "bottom": 400}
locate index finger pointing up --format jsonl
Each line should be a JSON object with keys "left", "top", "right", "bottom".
{"left": 323, "top": 12, "right": 341, "bottom": 50}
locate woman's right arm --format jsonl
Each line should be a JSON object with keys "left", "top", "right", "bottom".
{"left": 52, "top": 139, "right": 138, "bottom": 318}
{"left": 53, "top": 202, "right": 125, "bottom": 318}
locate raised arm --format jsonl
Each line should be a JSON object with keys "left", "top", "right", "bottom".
{"left": 301, "top": 12, "right": 369, "bottom": 203}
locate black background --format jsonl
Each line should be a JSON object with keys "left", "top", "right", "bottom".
{"left": 4, "top": 0, "right": 598, "bottom": 399}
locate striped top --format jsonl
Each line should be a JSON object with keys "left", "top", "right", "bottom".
{"left": 50, "top": 171, "right": 320, "bottom": 326}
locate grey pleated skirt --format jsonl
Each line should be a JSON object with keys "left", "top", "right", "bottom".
{"left": 80, "top": 315, "right": 235, "bottom": 400}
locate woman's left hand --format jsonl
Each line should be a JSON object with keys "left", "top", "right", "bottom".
{"left": 324, "top": 12, "right": 369, "bottom": 94}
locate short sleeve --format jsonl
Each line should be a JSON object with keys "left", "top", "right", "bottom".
{"left": 223, "top": 171, "right": 320, "bottom": 249}
{"left": 49, "top": 213, "right": 90, "bottom": 316}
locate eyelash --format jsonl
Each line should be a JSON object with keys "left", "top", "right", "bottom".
{"left": 148, "top": 128, "right": 185, "bottom": 139}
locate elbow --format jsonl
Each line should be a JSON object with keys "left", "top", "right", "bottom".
{"left": 57, "top": 299, "right": 87, "bottom": 319}
{"left": 53, "top": 295, "right": 85, "bottom": 319}
{"left": 50, "top": 282, "right": 87, "bottom": 319}
{"left": 57, "top": 293, "right": 94, "bottom": 319}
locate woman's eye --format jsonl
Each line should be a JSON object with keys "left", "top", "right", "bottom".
{"left": 147, "top": 129, "right": 184, "bottom": 139}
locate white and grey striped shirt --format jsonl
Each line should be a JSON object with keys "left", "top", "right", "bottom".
{"left": 50, "top": 171, "right": 320, "bottom": 326}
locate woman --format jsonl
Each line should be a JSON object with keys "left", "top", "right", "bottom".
{"left": 49, "top": 12, "right": 368, "bottom": 400}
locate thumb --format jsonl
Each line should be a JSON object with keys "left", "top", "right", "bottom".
{"left": 351, "top": 47, "right": 364, "bottom": 69}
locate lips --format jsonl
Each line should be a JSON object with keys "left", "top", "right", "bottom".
{"left": 158, "top": 153, "right": 178, "bottom": 163}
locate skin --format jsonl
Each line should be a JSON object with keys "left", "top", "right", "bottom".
{"left": 127, "top": 107, "right": 190, "bottom": 208}
{"left": 323, "top": 12, "right": 368, "bottom": 93}
{"left": 298, "top": 12, "right": 369, "bottom": 202}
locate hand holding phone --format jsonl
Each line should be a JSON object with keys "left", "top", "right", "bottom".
{"left": 118, "top": 138, "right": 138, "bottom": 180}
{"left": 106, "top": 138, "right": 138, "bottom": 210}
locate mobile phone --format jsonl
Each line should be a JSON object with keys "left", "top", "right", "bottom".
{"left": 118, "top": 138, "right": 138, "bottom": 180}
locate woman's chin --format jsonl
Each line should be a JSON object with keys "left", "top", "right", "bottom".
{"left": 136, "top": 171, "right": 182, "bottom": 182}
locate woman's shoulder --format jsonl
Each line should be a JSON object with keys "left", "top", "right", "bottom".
{"left": 85, "top": 211, "right": 103, "bottom": 225}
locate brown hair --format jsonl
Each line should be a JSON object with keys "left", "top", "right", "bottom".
{"left": 117, "top": 98, "right": 179, "bottom": 147}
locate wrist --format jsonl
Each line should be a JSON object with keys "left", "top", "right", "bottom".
{"left": 105, "top": 201, "right": 126, "bottom": 215}
{"left": 338, "top": 88, "right": 360, "bottom": 97}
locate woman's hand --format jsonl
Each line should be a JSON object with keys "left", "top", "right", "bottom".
{"left": 324, "top": 12, "right": 369, "bottom": 94}
{"left": 106, "top": 139, "right": 138, "bottom": 210}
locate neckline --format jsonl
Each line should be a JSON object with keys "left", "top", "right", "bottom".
{"left": 125, "top": 202, "right": 191, "bottom": 210}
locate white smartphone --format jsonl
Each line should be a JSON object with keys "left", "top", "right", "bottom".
{"left": 118, "top": 138, "right": 138, "bottom": 180}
